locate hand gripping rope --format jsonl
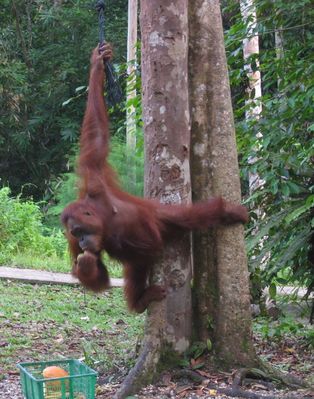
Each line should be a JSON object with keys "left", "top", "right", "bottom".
{"left": 96, "top": 0, "right": 123, "bottom": 106}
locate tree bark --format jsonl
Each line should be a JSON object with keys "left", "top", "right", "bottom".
{"left": 240, "top": 0, "right": 264, "bottom": 194}
{"left": 189, "top": 0, "right": 256, "bottom": 367}
{"left": 240, "top": 0, "right": 262, "bottom": 120}
{"left": 115, "top": 1, "right": 192, "bottom": 396}
{"left": 126, "top": 0, "right": 138, "bottom": 193}
{"left": 188, "top": 0, "right": 218, "bottom": 344}
{"left": 142, "top": 0, "right": 192, "bottom": 354}
{"left": 126, "top": 0, "right": 138, "bottom": 140}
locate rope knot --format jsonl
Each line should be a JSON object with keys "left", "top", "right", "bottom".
{"left": 96, "top": 0, "right": 105, "bottom": 12}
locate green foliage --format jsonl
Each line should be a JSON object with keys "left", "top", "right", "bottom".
{"left": 0, "top": 187, "right": 125, "bottom": 276}
{"left": 0, "top": 0, "right": 127, "bottom": 199}
{"left": 206, "top": 338, "right": 212, "bottom": 351}
{"left": 0, "top": 187, "right": 66, "bottom": 263}
{"left": 254, "top": 315, "right": 313, "bottom": 348}
{"left": 109, "top": 134, "right": 144, "bottom": 197}
{"left": 110, "top": 49, "right": 144, "bottom": 196}
{"left": 187, "top": 341, "right": 207, "bottom": 359}
{"left": 2, "top": 0, "right": 312, "bottom": 309}
{"left": 45, "top": 171, "right": 79, "bottom": 227}
{"left": 224, "top": 0, "right": 314, "bottom": 294}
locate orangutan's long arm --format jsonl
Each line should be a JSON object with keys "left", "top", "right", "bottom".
{"left": 78, "top": 44, "right": 112, "bottom": 179}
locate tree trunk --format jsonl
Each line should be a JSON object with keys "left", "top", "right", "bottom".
{"left": 142, "top": 0, "right": 192, "bottom": 355}
{"left": 240, "top": 0, "right": 263, "bottom": 193}
{"left": 126, "top": 0, "right": 138, "bottom": 193}
{"left": 126, "top": 0, "right": 138, "bottom": 135}
{"left": 189, "top": 0, "right": 256, "bottom": 367}
{"left": 239, "top": 0, "right": 262, "bottom": 119}
{"left": 115, "top": 1, "right": 191, "bottom": 396}
{"left": 188, "top": 0, "right": 218, "bottom": 344}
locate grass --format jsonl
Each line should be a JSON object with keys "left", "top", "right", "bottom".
{"left": 1, "top": 278, "right": 313, "bottom": 391}
{"left": 0, "top": 280, "right": 144, "bottom": 376}
{"left": 2, "top": 251, "right": 123, "bottom": 278}
{"left": 3, "top": 252, "right": 69, "bottom": 273}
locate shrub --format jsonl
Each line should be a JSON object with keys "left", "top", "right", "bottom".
{"left": 0, "top": 187, "right": 66, "bottom": 263}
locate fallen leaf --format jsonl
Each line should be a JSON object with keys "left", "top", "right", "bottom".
{"left": 195, "top": 387, "right": 205, "bottom": 395}
{"left": 196, "top": 370, "right": 211, "bottom": 378}
{"left": 177, "top": 385, "right": 190, "bottom": 395}
{"left": 8, "top": 370, "right": 19, "bottom": 375}
{"left": 191, "top": 356, "right": 205, "bottom": 370}
{"left": 252, "top": 383, "right": 269, "bottom": 390}
{"left": 284, "top": 347, "right": 295, "bottom": 353}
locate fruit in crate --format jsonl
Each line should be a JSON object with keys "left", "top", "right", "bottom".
{"left": 43, "top": 366, "right": 69, "bottom": 388}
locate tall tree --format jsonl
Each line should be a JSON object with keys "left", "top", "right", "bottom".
{"left": 189, "top": 0, "right": 256, "bottom": 366}
{"left": 115, "top": 1, "right": 307, "bottom": 396}
{"left": 126, "top": 0, "right": 138, "bottom": 192}
{"left": 240, "top": 0, "right": 263, "bottom": 193}
{"left": 189, "top": 2, "right": 308, "bottom": 389}
{"left": 226, "top": 0, "right": 314, "bottom": 313}
{"left": 115, "top": 0, "right": 192, "bottom": 397}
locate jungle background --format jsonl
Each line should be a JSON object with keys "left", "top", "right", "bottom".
{"left": 0, "top": 0, "right": 313, "bottom": 397}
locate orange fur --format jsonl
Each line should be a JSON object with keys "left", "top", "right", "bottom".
{"left": 61, "top": 45, "right": 248, "bottom": 313}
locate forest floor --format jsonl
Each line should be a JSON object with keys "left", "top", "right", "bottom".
{"left": 1, "top": 334, "right": 313, "bottom": 399}
{"left": 0, "top": 279, "right": 313, "bottom": 399}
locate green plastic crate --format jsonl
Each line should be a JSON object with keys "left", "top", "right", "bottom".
{"left": 17, "top": 359, "right": 97, "bottom": 399}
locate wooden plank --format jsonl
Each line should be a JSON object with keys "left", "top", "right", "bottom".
{"left": 0, "top": 266, "right": 123, "bottom": 287}
{"left": 1, "top": 267, "right": 310, "bottom": 298}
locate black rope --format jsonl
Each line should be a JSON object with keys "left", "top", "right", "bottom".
{"left": 96, "top": 0, "right": 123, "bottom": 107}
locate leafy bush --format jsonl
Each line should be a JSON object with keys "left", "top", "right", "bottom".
{"left": 254, "top": 315, "right": 314, "bottom": 348}
{"left": 0, "top": 0, "right": 128, "bottom": 200}
{"left": 224, "top": 0, "right": 314, "bottom": 296}
{"left": 0, "top": 187, "right": 66, "bottom": 263}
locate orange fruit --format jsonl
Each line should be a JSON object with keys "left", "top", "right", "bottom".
{"left": 43, "top": 365, "right": 69, "bottom": 379}
{"left": 43, "top": 366, "right": 69, "bottom": 391}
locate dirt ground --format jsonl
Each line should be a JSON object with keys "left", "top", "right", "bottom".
{"left": 1, "top": 284, "right": 313, "bottom": 399}
{"left": 1, "top": 332, "right": 313, "bottom": 399}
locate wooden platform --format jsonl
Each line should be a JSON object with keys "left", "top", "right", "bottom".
{"left": 0, "top": 266, "right": 310, "bottom": 298}
{"left": 0, "top": 266, "right": 123, "bottom": 287}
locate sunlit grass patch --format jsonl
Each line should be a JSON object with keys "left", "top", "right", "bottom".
{"left": 3, "top": 251, "right": 123, "bottom": 278}
{"left": 0, "top": 280, "right": 144, "bottom": 374}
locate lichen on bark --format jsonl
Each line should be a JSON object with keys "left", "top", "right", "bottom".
{"left": 115, "top": 1, "right": 192, "bottom": 397}
{"left": 189, "top": 0, "right": 256, "bottom": 366}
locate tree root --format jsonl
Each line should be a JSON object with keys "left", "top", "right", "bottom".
{"left": 223, "top": 361, "right": 309, "bottom": 398}
{"left": 174, "top": 369, "right": 275, "bottom": 399}
{"left": 114, "top": 349, "right": 310, "bottom": 398}
{"left": 173, "top": 360, "right": 311, "bottom": 399}
{"left": 113, "top": 299, "right": 165, "bottom": 399}
{"left": 254, "top": 358, "right": 309, "bottom": 389}
{"left": 208, "top": 385, "right": 275, "bottom": 399}
{"left": 228, "top": 363, "right": 310, "bottom": 398}
{"left": 114, "top": 349, "right": 309, "bottom": 398}
{"left": 114, "top": 339, "right": 161, "bottom": 399}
